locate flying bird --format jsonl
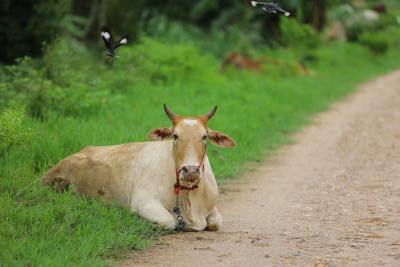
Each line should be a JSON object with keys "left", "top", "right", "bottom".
{"left": 250, "top": 1, "right": 291, "bottom": 16}
{"left": 101, "top": 26, "right": 128, "bottom": 59}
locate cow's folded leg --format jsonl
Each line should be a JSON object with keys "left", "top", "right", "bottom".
{"left": 135, "top": 200, "right": 176, "bottom": 230}
{"left": 206, "top": 207, "right": 223, "bottom": 231}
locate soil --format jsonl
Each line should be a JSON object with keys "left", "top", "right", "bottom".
{"left": 122, "top": 71, "right": 400, "bottom": 267}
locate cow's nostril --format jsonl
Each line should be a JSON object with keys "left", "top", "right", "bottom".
{"left": 180, "top": 166, "right": 201, "bottom": 179}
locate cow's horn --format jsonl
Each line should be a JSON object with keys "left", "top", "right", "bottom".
{"left": 164, "top": 104, "right": 175, "bottom": 122}
{"left": 205, "top": 105, "right": 217, "bottom": 120}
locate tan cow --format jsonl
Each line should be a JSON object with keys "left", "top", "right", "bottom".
{"left": 43, "top": 105, "right": 236, "bottom": 231}
{"left": 220, "top": 52, "right": 267, "bottom": 73}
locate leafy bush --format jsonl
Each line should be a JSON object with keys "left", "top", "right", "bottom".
{"left": 27, "top": 81, "right": 112, "bottom": 119}
{"left": 0, "top": 57, "right": 43, "bottom": 111}
{"left": 327, "top": 3, "right": 355, "bottom": 24}
{"left": 376, "top": 13, "right": 399, "bottom": 30}
{"left": 137, "top": 14, "right": 264, "bottom": 57}
{"left": 345, "top": 10, "right": 380, "bottom": 41}
{"left": 358, "top": 26, "right": 400, "bottom": 54}
{"left": 358, "top": 31, "right": 390, "bottom": 53}
{"left": 279, "top": 17, "right": 320, "bottom": 49}
{"left": 0, "top": 0, "right": 71, "bottom": 63}
{"left": 0, "top": 39, "right": 111, "bottom": 119}
{"left": 41, "top": 38, "right": 90, "bottom": 86}
{"left": 117, "top": 38, "right": 218, "bottom": 84}
{"left": 328, "top": 5, "right": 382, "bottom": 41}
{"left": 0, "top": 108, "right": 31, "bottom": 155}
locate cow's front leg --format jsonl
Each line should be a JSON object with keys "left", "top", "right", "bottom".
{"left": 135, "top": 199, "right": 176, "bottom": 230}
{"left": 206, "top": 207, "right": 223, "bottom": 231}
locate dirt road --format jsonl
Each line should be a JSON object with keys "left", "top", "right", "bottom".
{"left": 122, "top": 71, "right": 400, "bottom": 267}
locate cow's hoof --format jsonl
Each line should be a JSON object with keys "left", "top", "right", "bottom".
{"left": 206, "top": 223, "right": 220, "bottom": 231}
{"left": 159, "top": 219, "right": 176, "bottom": 230}
{"left": 186, "top": 227, "right": 202, "bottom": 232}
{"left": 206, "top": 209, "right": 223, "bottom": 231}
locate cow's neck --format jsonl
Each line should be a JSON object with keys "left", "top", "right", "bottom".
{"left": 178, "top": 179, "right": 207, "bottom": 228}
{"left": 176, "top": 168, "right": 217, "bottom": 230}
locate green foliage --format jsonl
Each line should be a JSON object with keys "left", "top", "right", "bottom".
{"left": 327, "top": 3, "right": 355, "bottom": 25}
{"left": 279, "top": 17, "right": 320, "bottom": 48}
{"left": 0, "top": 57, "right": 42, "bottom": 110}
{"left": 27, "top": 81, "right": 112, "bottom": 119}
{"left": 0, "top": 39, "right": 112, "bottom": 119}
{"left": 358, "top": 26, "right": 400, "bottom": 54}
{"left": 376, "top": 13, "right": 399, "bottom": 30}
{"left": 117, "top": 38, "right": 218, "bottom": 84}
{"left": 207, "top": 24, "right": 264, "bottom": 56}
{"left": 0, "top": 0, "right": 71, "bottom": 63}
{"left": 0, "top": 108, "right": 31, "bottom": 155}
{"left": 191, "top": 0, "right": 220, "bottom": 21}
{"left": 1, "top": 0, "right": 343, "bottom": 64}
{"left": 327, "top": 1, "right": 400, "bottom": 46}
{"left": 358, "top": 31, "right": 389, "bottom": 53}
{"left": 346, "top": 11, "right": 380, "bottom": 41}
{"left": 328, "top": 4, "right": 381, "bottom": 41}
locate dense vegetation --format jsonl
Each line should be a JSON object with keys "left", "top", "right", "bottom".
{"left": 1, "top": 0, "right": 400, "bottom": 266}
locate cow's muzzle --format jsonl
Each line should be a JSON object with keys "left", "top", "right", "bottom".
{"left": 179, "top": 165, "right": 201, "bottom": 180}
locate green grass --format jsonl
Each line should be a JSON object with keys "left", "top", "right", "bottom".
{"left": 1, "top": 38, "right": 400, "bottom": 266}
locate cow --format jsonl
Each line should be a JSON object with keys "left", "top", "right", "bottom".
{"left": 220, "top": 52, "right": 266, "bottom": 73}
{"left": 43, "top": 105, "right": 236, "bottom": 231}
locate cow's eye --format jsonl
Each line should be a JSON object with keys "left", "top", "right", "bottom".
{"left": 202, "top": 135, "right": 207, "bottom": 141}
{"left": 173, "top": 134, "right": 178, "bottom": 140}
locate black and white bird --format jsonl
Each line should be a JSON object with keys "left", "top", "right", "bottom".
{"left": 250, "top": 1, "right": 291, "bottom": 16}
{"left": 101, "top": 26, "right": 128, "bottom": 58}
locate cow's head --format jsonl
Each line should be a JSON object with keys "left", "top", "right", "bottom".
{"left": 148, "top": 105, "right": 236, "bottom": 183}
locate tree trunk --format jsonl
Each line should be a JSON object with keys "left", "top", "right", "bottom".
{"left": 311, "top": 0, "right": 326, "bottom": 31}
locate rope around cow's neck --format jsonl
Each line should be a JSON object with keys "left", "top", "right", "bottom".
{"left": 172, "top": 145, "right": 207, "bottom": 230}
{"left": 173, "top": 195, "right": 186, "bottom": 230}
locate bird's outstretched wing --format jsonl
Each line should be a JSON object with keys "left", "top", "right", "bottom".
{"left": 272, "top": 5, "right": 291, "bottom": 16}
{"left": 250, "top": 1, "right": 291, "bottom": 16}
{"left": 114, "top": 37, "right": 128, "bottom": 50}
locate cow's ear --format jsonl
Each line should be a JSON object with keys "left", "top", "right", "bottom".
{"left": 148, "top": 128, "right": 173, "bottom": 141}
{"left": 208, "top": 129, "right": 236, "bottom": 148}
